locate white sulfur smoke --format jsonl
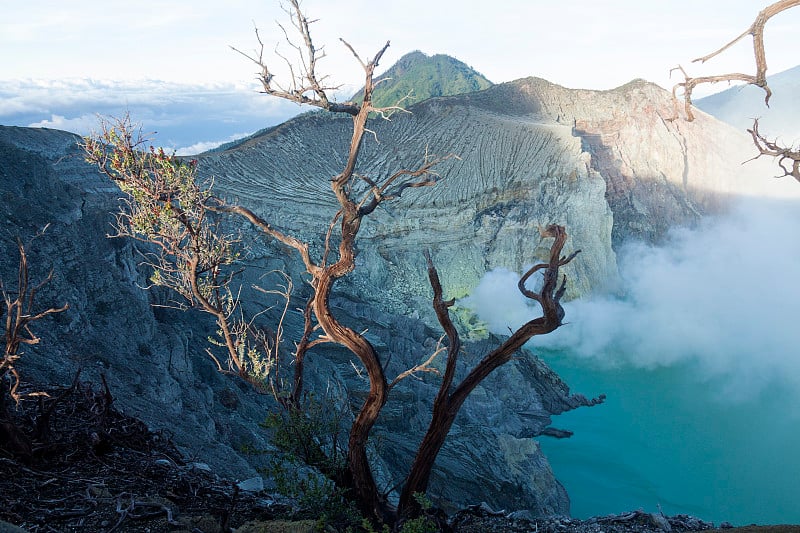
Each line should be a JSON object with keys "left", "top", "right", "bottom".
{"left": 462, "top": 197, "right": 800, "bottom": 399}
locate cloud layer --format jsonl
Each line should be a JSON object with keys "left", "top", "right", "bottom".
{"left": 0, "top": 78, "right": 304, "bottom": 154}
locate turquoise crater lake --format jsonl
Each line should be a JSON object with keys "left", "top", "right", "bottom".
{"left": 537, "top": 349, "right": 800, "bottom": 525}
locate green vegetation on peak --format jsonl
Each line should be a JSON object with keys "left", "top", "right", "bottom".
{"left": 210, "top": 53, "right": 491, "bottom": 153}
{"left": 351, "top": 50, "right": 492, "bottom": 109}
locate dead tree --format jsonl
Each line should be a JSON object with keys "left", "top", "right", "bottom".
{"left": 233, "top": 15, "right": 451, "bottom": 516}
{"left": 397, "top": 226, "right": 580, "bottom": 519}
{"left": 747, "top": 118, "right": 800, "bottom": 180}
{"left": 85, "top": 0, "right": 581, "bottom": 526}
{"left": 1, "top": 237, "right": 68, "bottom": 407}
{"left": 672, "top": 0, "right": 800, "bottom": 181}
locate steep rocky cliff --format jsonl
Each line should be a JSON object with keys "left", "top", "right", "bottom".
{"left": 0, "top": 123, "right": 596, "bottom": 515}
{"left": 1, "top": 74, "right": 788, "bottom": 518}
{"left": 192, "top": 77, "right": 790, "bottom": 511}
{"left": 200, "top": 76, "right": 782, "bottom": 315}
{"left": 0, "top": 126, "right": 278, "bottom": 479}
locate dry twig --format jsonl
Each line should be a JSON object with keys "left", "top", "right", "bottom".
{"left": 671, "top": 0, "right": 800, "bottom": 120}
{"left": 2, "top": 238, "right": 68, "bottom": 404}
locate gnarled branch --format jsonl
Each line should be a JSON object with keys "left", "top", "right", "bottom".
{"left": 357, "top": 152, "right": 458, "bottom": 216}
{"left": 671, "top": 0, "right": 799, "bottom": 121}
{"left": 230, "top": 0, "right": 371, "bottom": 116}
{"left": 398, "top": 225, "right": 581, "bottom": 518}
{"left": 747, "top": 119, "right": 800, "bottom": 182}
{"left": 388, "top": 337, "right": 444, "bottom": 391}
{"left": 2, "top": 238, "right": 68, "bottom": 404}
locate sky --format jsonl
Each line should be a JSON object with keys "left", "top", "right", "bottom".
{"left": 2, "top": 1, "right": 800, "bottom": 151}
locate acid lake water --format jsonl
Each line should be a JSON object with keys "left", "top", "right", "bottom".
{"left": 537, "top": 348, "right": 800, "bottom": 525}
{"left": 461, "top": 199, "right": 800, "bottom": 524}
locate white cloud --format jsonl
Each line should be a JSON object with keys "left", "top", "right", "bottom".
{"left": 0, "top": 78, "right": 301, "bottom": 150}
{"left": 3, "top": 1, "right": 800, "bottom": 90}
{"left": 27, "top": 113, "right": 100, "bottom": 134}
{"left": 174, "top": 132, "right": 255, "bottom": 156}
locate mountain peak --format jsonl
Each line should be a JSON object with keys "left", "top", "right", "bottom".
{"left": 351, "top": 51, "right": 492, "bottom": 108}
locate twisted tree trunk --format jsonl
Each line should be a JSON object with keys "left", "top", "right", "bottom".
{"left": 398, "top": 225, "right": 577, "bottom": 519}
{"left": 311, "top": 213, "right": 391, "bottom": 520}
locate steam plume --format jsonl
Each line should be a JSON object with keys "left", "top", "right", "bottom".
{"left": 462, "top": 198, "right": 800, "bottom": 400}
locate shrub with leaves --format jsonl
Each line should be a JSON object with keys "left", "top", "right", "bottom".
{"left": 83, "top": 117, "right": 288, "bottom": 388}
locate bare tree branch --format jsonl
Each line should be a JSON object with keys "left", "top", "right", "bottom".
{"left": 85, "top": 2, "right": 584, "bottom": 527}
{"left": 2, "top": 239, "right": 68, "bottom": 404}
{"left": 357, "top": 153, "right": 458, "bottom": 216}
{"left": 209, "top": 200, "right": 319, "bottom": 276}
{"left": 388, "top": 336, "right": 444, "bottom": 391}
{"left": 672, "top": 0, "right": 800, "bottom": 121}
{"left": 398, "top": 225, "right": 581, "bottom": 518}
{"left": 230, "top": 0, "right": 363, "bottom": 115}
{"left": 670, "top": 1, "right": 800, "bottom": 183}
{"left": 747, "top": 118, "right": 800, "bottom": 182}
{"left": 423, "top": 249, "right": 461, "bottom": 405}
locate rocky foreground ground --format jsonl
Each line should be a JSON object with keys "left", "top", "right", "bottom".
{"left": 0, "top": 380, "right": 796, "bottom": 533}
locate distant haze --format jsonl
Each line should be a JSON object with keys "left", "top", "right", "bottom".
{"left": 4, "top": 1, "right": 800, "bottom": 92}
{"left": 696, "top": 64, "right": 800, "bottom": 143}
{"left": 0, "top": 79, "right": 302, "bottom": 154}
{"left": 4, "top": 1, "right": 800, "bottom": 152}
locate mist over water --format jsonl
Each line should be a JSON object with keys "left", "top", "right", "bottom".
{"left": 462, "top": 197, "right": 800, "bottom": 524}
{"left": 557, "top": 198, "right": 800, "bottom": 401}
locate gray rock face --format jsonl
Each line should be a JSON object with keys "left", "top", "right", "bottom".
{"left": 0, "top": 76, "right": 782, "bottom": 518}
{"left": 192, "top": 78, "right": 787, "bottom": 512}
{"left": 0, "top": 123, "right": 593, "bottom": 515}
{"left": 200, "top": 97, "right": 615, "bottom": 314}
{"left": 0, "top": 126, "right": 278, "bottom": 481}
{"left": 200, "top": 78, "right": 780, "bottom": 313}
